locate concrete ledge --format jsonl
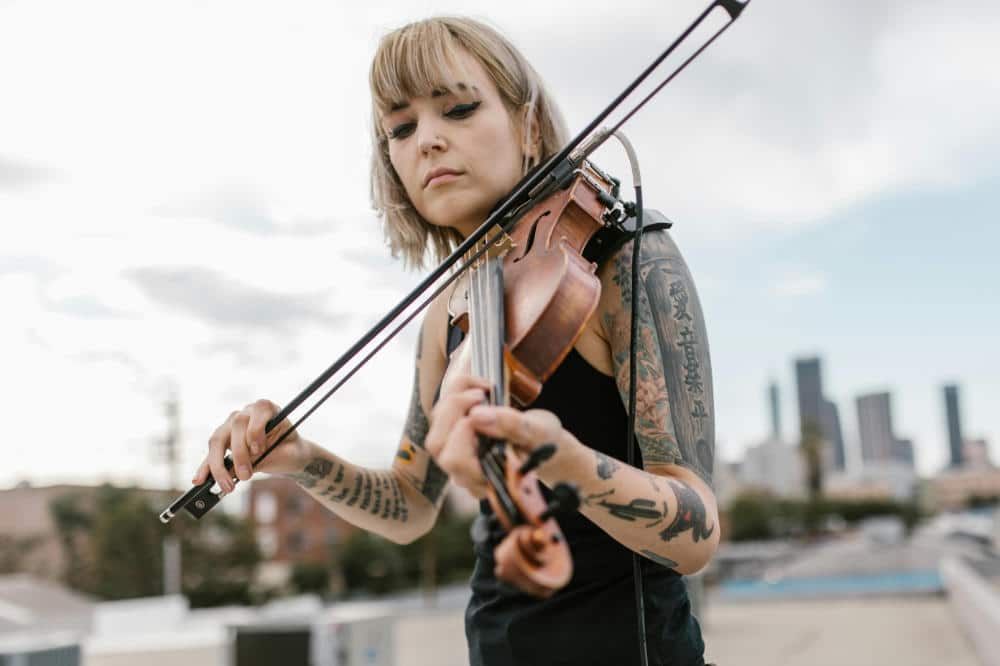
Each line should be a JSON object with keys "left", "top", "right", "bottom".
{"left": 940, "top": 555, "right": 1000, "bottom": 666}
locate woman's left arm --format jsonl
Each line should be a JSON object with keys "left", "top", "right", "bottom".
{"left": 468, "top": 228, "right": 719, "bottom": 574}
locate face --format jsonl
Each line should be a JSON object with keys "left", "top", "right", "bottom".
{"left": 381, "top": 50, "right": 526, "bottom": 238}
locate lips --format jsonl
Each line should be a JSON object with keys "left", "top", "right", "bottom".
{"left": 423, "top": 167, "right": 463, "bottom": 188}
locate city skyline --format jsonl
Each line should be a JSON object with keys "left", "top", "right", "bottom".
{"left": 752, "top": 363, "right": 988, "bottom": 477}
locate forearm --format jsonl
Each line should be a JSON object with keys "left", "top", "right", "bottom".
{"left": 283, "top": 440, "right": 438, "bottom": 545}
{"left": 538, "top": 433, "right": 720, "bottom": 574}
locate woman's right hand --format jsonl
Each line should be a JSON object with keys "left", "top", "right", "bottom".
{"left": 191, "top": 399, "right": 310, "bottom": 493}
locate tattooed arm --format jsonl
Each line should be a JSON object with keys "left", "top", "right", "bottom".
{"left": 465, "top": 226, "right": 719, "bottom": 573}
{"left": 286, "top": 304, "right": 452, "bottom": 545}
{"left": 589, "top": 225, "right": 719, "bottom": 571}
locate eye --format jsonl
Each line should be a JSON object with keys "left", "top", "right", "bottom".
{"left": 387, "top": 122, "right": 416, "bottom": 140}
{"left": 445, "top": 101, "right": 481, "bottom": 119}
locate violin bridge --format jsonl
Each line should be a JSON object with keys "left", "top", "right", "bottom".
{"left": 465, "top": 224, "right": 515, "bottom": 267}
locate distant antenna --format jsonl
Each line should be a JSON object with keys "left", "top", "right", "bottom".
{"left": 156, "top": 382, "right": 181, "bottom": 492}
{"left": 768, "top": 380, "right": 781, "bottom": 440}
{"left": 157, "top": 382, "right": 183, "bottom": 595}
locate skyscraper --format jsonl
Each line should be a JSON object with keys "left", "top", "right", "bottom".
{"left": 821, "top": 399, "right": 846, "bottom": 470}
{"left": 768, "top": 380, "right": 781, "bottom": 439}
{"left": 796, "top": 358, "right": 823, "bottom": 436}
{"left": 795, "top": 357, "right": 846, "bottom": 472}
{"left": 943, "top": 384, "right": 964, "bottom": 468}
{"left": 857, "top": 392, "right": 896, "bottom": 463}
{"left": 893, "top": 438, "right": 915, "bottom": 467}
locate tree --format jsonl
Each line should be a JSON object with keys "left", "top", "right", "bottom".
{"left": 337, "top": 507, "right": 476, "bottom": 597}
{"left": 800, "top": 420, "right": 825, "bottom": 501}
{"left": 49, "top": 484, "right": 261, "bottom": 606}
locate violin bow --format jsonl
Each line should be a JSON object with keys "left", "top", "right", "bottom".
{"left": 160, "top": 0, "right": 750, "bottom": 523}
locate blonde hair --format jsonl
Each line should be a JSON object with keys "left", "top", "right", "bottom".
{"left": 369, "top": 17, "right": 568, "bottom": 268}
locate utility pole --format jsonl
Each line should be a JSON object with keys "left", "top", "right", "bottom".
{"left": 159, "top": 385, "right": 182, "bottom": 596}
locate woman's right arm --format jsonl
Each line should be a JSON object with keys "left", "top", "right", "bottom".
{"left": 192, "top": 296, "right": 476, "bottom": 545}
{"left": 280, "top": 308, "right": 459, "bottom": 544}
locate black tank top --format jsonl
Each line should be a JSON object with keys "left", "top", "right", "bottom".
{"left": 445, "top": 324, "right": 706, "bottom": 666}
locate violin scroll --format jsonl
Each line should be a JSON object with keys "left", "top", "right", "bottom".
{"left": 485, "top": 445, "right": 580, "bottom": 598}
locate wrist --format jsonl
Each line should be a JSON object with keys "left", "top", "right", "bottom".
{"left": 535, "top": 429, "right": 587, "bottom": 488}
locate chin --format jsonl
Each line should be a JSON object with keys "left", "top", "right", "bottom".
{"left": 423, "top": 197, "right": 489, "bottom": 235}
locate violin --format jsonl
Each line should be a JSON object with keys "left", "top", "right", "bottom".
{"left": 159, "top": 0, "right": 749, "bottom": 600}
{"left": 443, "top": 161, "right": 625, "bottom": 596}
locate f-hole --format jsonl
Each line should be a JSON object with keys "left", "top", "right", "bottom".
{"left": 513, "top": 210, "right": 550, "bottom": 262}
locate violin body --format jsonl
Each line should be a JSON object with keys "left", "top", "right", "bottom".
{"left": 449, "top": 161, "right": 618, "bottom": 405}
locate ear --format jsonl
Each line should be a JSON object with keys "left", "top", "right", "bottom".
{"left": 520, "top": 104, "right": 542, "bottom": 164}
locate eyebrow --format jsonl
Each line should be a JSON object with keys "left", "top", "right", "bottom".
{"left": 388, "top": 83, "right": 479, "bottom": 112}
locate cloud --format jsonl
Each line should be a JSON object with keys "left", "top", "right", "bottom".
{"left": 770, "top": 271, "right": 828, "bottom": 298}
{"left": 124, "top": 266, "right": 346, "bottom": 331}
{"left": 0, "top": 155, "right": 58, "bottom": 191}
{"left": 0, "top": 255, "right": 60, "bottom": 280}
{"left": 152, "top": 186, "right": 341, "bottom": 236}
{"left": 194, "top": 336, "right": 301, "bottom": 366}
{"left": 44, "top": 294, "right": 129, "bottom": 319}
{"left": 516, "top": 0, "right": 1000, "bottom": 237}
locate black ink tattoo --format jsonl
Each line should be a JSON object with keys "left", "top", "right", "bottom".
{"left": 421, "top": 459, "right": 448, "bottom": 504}
{"left": 359, "top": 473, "right": 373, "bottom": 510}
{"left": 294, "top": 460, "right": 408, "bottom": 522}
{"left": 346, "top": 473, "right": 363, "bottom": 507}
{"left": 403, "top": 329, "right": 430, "bottom": 446}
{"left": 582, "top": 489, "right": 615, "bottom": 506}
{"left": 640, "top": 549, "right": 678, "bottom": 569}
{"left": 595, "top": 452, "right": 621, "bottom": 480}
{"left": 294, "top": 458, "right": 333, "bottom": 489}
{"left": 606, "top": 228, "right": 716, "bottom": 485}
{"left": 659, "top": 480, "right": 714, "bottom": 543}
{"left": 597, "top": 497, "right": 663, "bottom": 522}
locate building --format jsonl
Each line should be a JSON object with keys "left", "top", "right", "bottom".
{"left": 0, "top": 484, "right": 102, "bottom": 581}
{"left": 928, "top": 466, "right": 1000, "bottom": 510}
{"left": 962, "top": 438, "right": 993, "bottom": 469}
{"left": 821, "top": 399, "right": 845, "bottom": 470}
{"left": 247, "top": 477, "right": 358, "bottom": 581}
{"left": 857, "top": 392, "right": 896, "bottom": 463}
{"left": 739, "top": 437, "right": 806, "bottom": 498}
{"left": 943, "top": 384, "right": 964, "bottom": 468}
{"left": 893, "top": 438, "right": 915, "bottom": 467}
{"left": 794, "top": 357, "right": 845, "bottom": 472}
{"left": 768, "top": 381, "right": 781, "bottom": 439}
{"left": 825, "top": 461, "right": 918, "bottom": 502}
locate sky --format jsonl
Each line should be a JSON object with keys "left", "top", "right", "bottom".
{"left": 1, "top": 0, "right": 997, "bottom": 497}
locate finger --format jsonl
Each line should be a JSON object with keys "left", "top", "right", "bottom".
{"left": 436, "top": 416, "right": 487, "bottom": 492}
{"left": 440, "top": 374, "right": 492, "bottom": 398}
{"left": 431, "top": 387, "right": 488, "bottom": 428}
{"left": 192, "top": 459, "right": 210, "bottom": 485}
{"left": 229, "top": 412, "right": 254, "bottom": 483}
{"left": 247, "top": 399, "right": 279, "bottom": 457}
{"left": 426, "top": 387, "right": 488, "bottom": 457}
{"left": 207, "top": 419, "right": 234, "bottom": 493}
{"left": 468, "top": 406, "right": 560, "bottom": 448}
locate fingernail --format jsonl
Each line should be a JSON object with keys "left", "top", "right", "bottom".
{"left": 238, "top": 465, "right": 251, "bottom": 479}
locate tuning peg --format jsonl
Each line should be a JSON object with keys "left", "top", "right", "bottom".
{"left": 539, "top": 482, "right": 581, "bottom": 522}
{"left": 518, "top": 444, "right": 557, "bottom": 475}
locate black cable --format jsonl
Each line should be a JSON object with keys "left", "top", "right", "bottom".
{"left": 627, "top": 185, "right": 648, "bottom": 666}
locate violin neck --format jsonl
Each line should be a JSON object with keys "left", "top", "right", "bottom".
{"left": 469, "top": 254, "right": 507, "bottom": 407}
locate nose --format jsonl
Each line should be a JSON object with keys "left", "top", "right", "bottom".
{"left": 416, "top": 117, "right": 448, "bottom": 155}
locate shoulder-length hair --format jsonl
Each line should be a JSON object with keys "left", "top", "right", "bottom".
{"left": 369, "top": 17, "right": 568, "bottom": 268}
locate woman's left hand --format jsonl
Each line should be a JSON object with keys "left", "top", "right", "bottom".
{"left": 432, "top": 391, "right": 571, "bottom": 498}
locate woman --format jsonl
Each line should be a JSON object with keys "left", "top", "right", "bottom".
{"left": 192, "top": 16, "right": 720, "bottom": 666}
